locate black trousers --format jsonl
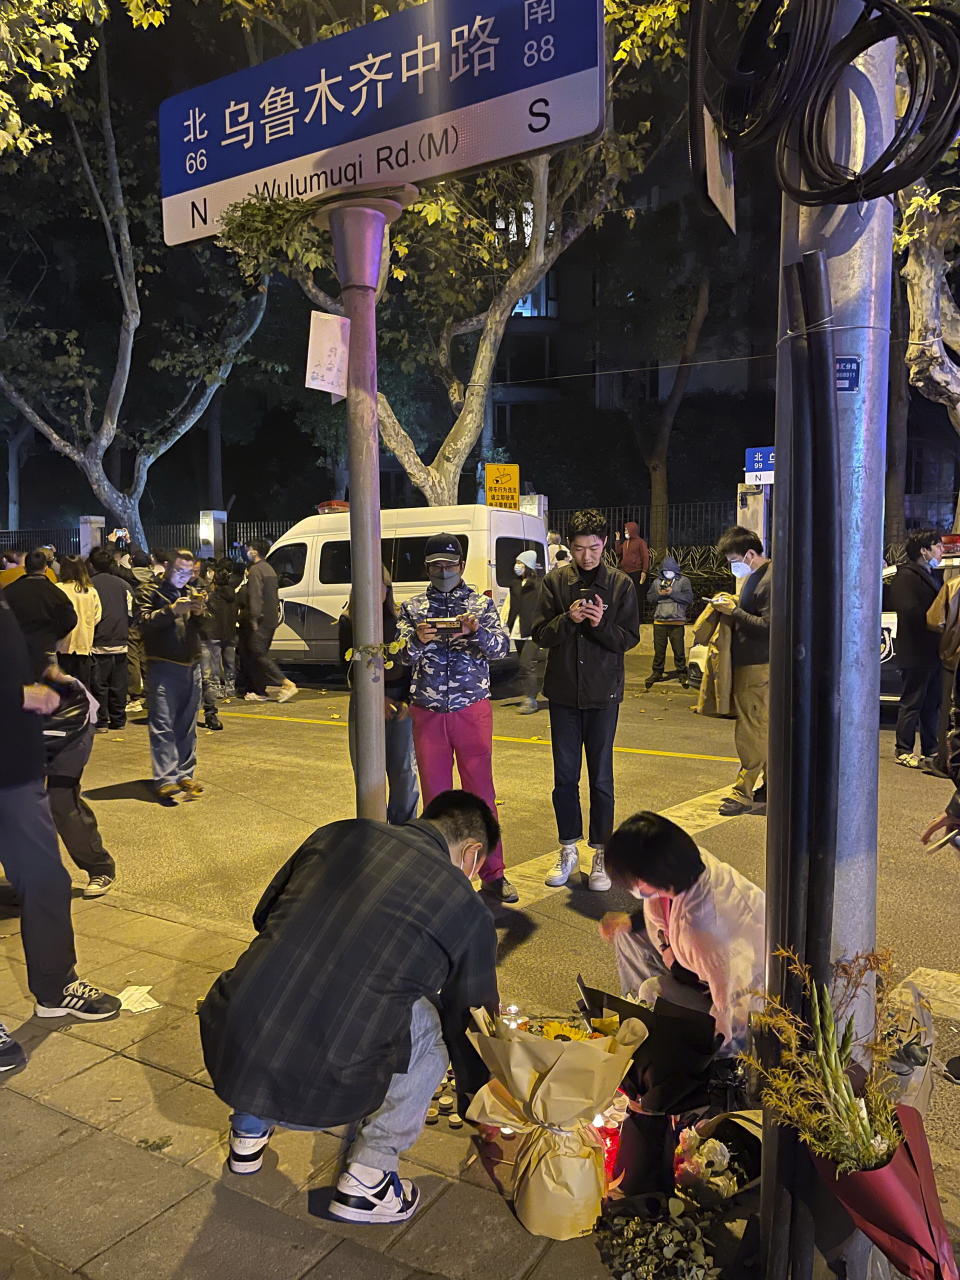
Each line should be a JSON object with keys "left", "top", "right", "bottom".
{"left": 92, "top": 652, "right": 128, "bottom": 728}
{"left": 238, "top": 624, "right": 285, "bottom": 696}
{"left": 59, "top": 652, "right": 92, "bottom": 687}
{"left": 895, "top": 664, "right": 941, "bottom": 757}
{"left": 47, "top": 780, "right": 115, "bottom": 879}
{"left": 517, "top": 639, "right": 546, "bottom": 700}
{"left": 548, "top": 701, "right": 620, "bottom": 846}
{"left": 0, "top": 780, "right": 78, "bottom": 1004}
{"left": 651, "top": 624, "right": 687, "bottom": 677}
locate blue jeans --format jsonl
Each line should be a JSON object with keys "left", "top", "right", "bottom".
{"left": 348, "top": 694, "right": 420, "bottom": 825}
{"left": 231, "top": 997, "right": 448, "bottom": 1172}
{"left": 145, "top": 660, "right": 202, "bottom": 788}
{"left": 548, "top": 701, "right": 620, "bottom": 846}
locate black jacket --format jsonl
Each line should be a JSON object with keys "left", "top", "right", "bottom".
{"left": 0, "top": 589, "right": 45, "bottom": 788}
{"left": 202, "top": 583, "right": 239, "bottom": 644}
{"left": 91, "top": 572, "right": 130, "bottom": 648}
{"left": 507, "top": 575, "right": 542, "bottom": 640}
{"left": 888, "top": 560, "right": 942, "bottom": 669}
{"left": 730, "top": 562, "right": 772, "bottom": 667}
{"left": 4, "top": 573, "right": 78, "bottom": 678}
{"left": 199, "top": 818, "right": 499, "bottom": 1127}
{"left": 241, "top": 559, "right": 279, "bottom": 634}
{"left": 136, "top": 579, "right": 203, "bottom": 665}
{"left": 531, "top": 561, "right": 641, "bottom": 708}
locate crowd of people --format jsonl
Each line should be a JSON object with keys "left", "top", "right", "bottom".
{"left": 0, "top": 508, "right": 780, "bottom": 1224}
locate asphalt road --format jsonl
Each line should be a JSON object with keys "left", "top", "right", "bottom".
{"left": 73, "top": 649, "right": 960, "bottom": 1211}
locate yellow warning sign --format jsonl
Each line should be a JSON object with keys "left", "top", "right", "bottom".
{"left": 485, "top": 462, "right": 520, "bottom": 510}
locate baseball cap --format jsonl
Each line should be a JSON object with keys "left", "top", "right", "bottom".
{"left": 516, "top": 550, "right": 540, "bottom": 571}
{"left": 424, "top": 533, "right": 464, "bottom": 564}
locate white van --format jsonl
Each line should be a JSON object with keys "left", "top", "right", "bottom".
{"left": 265, "top": 503, "right": 547, "bottom": 663}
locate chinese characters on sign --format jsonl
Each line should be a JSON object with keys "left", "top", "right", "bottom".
{"left": 743, "top": 446, "right": 775, "bottom": 485}
{"left": 485, "top": 462, "right": 521, "bottom": 510}
{"left": 160, "top": 0, "right": 602, "bottom": 245}
{"left": 835, "top": 356, "right": 862, "bottom": 392}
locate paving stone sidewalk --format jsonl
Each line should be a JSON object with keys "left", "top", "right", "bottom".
{"left": 0, "top": 891, "right": 611, "bottom": 1280}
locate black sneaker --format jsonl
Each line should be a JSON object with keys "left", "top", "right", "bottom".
{"left": 83, "top": 874, "right": 115, "bottom": 899}
{"left": 479, "top": 877, "right": 519, "bottom": 904}
{"left": 329, "top": 1166, "right": 421, "bottom": 1224}
{"left": 228, "top": 1126, "right": 274, "bottom": 1175}
{"left": 718, "top": 796, "right": 753, "bottom": 817}
{"left": 645, "top": 675, "right": 659, "bottom": 690}
{"left": 204, "top": 713, "right": 224, "bottom": 731}
{"left": 35, "top": 980, "right": 121, "bottom": 1021}
{"left": 0, "top": 1022, "right": 26, "bottom": 1072}
{"left": 920, "top": 756, "right": 950, "bottom": 779}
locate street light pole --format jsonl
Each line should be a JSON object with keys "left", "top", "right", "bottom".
{"left": 319, "top": 186, "right": 417, "bottom": 821}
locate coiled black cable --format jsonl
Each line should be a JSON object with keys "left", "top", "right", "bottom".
{"left": 689, "top": 0, "right": 960, "bottom": 209}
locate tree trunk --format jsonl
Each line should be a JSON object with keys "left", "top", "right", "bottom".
{"left": 885, "top": 272, "right": 909, "bottom": 547}
{"left": 639, "top": 274, "right": 710, "bottom": 551}
{"left": 6, "top": 423, "right": 29, "bottom": 529}
{"left": 206, "top": 389, "right": 224, "bottom": 510}
{"left": 648, "top": 454, "right": 669, "bottom": 550}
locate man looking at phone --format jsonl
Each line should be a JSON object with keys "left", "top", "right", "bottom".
{"left": 709, "top": 526, "right": 771, "bottom": 816}
{"left": 397, "top": 534, "right": 517, "bottom": 904}
{"left": 532, "top": 508, "right": 640, "bottom": 892}
{"left": 136, "top": 548, "right": 206, "bottom": 804}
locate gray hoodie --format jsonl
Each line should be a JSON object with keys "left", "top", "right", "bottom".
{"left": 647, "top": 556, "right": 695, "bottom": 623}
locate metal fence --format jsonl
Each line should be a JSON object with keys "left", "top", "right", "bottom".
{"left": 548, "top": 501, "right": 737, "bottom": 550}
{"left": 227, "top": 520, "right": 292, "bottom": 550}
{"left": 0, "top": 527, "right": 80, "bottom": 555}
{"left": 141, "top": 524, "right": 201, "bottom": 554}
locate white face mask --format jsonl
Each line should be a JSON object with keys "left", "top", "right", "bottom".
{"left": 514, "top": 564, "right": 525, "bottom": 577}
{"left": 730, "top": 560, "right": 753, "bottom": 579}
{"left": 928, "top": 557, "right": 942, "bottom": 569}
{"left": 662, "top": 570, "right": 676, "bottom": 580}
{"left": 628, "top": 885, "right": 658, "bottom": 900}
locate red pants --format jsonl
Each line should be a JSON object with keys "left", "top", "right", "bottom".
{"left": 409, "top": 700, "right": 504, "bottom": 881}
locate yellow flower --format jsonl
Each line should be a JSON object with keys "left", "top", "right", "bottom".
{"left": 540, "top": 1020, "right": 590, "bottom": 1042}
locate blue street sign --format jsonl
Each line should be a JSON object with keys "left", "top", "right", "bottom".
{"left": 835, "top": 356, "right": 862, "bottom": 392}
{"left": 744, "top": 446, "right": 775, "bottom": 477}
{"left": 159, "top": 0, "right": 604, "bottom": 245}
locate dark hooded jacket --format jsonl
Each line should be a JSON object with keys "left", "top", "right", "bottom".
{"left": 647, "top": 555, "right": 695, "bottom": 624}
{"left": 616, "top": 522, "right": 650, "bottom": 576}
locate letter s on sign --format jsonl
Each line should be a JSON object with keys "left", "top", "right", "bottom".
{"left": 528, "top": 98, "right": 550, "bottom": 134}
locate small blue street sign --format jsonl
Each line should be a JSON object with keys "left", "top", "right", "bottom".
{"left": 744, "top": 446, "right": 775, "bottom": 477}
{"left": 835, "top": 356, "right": 862, "bottom": 392}
{"left": 159, "top": 0, "right": 604, "bottom": 245}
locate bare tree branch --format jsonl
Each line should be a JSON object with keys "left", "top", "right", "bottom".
{"left": 66, "top": 111, "right": 125, "bottom": 303}
{"left": 294, "top": 265, "right": 345, "bottom": 315}
{"left": 0, "top": 369, "right": 84, "bottom": 467}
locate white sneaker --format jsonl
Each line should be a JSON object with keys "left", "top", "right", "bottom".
{"left": 276, "top": 682, "right": 298, "bottom": 704}
{"left": 126, "top": 699, "right": 144, "bottom": 713}
{"left": 895, "top": 752, "right": 922, "bottom": 769}
{"left": 544, "top": 844, "right": 579, "bottom": 887}
{"left": 329, "top": 1165, "right": 421, "bottom": 1223}
{"left": 244, "top": 692, "right": 268, "bottom": 702}
{"left": 588, "top": 848, "right": 612, "bottom": 892}
{"left": 228, "top": 1126, "right": 274, "bottom": 1175}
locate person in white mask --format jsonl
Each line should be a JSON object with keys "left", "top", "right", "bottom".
{"left": 598, "top": 812, "right": 765, "bottom": 1055}
{"left": 709, "top": 526, "right": 772, "bottom": 816}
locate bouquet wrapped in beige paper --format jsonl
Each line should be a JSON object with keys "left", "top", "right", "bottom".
{"left": 465, "top": 1008, "right": 648, "bottom": 1240}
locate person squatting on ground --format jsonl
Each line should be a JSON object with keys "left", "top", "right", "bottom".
{"left": 54, "top": 556, "right": 101, "bottom": 690}
{"left": 711, "top": 526, "right": 772, "bottom": 817}
{"left": 199, "top": 790, "right": 500, "bottom": 1224}
{"left": 340, "top": 568, "right": 419, "bottom": 825}
{"left": 136, "top": 548, "right": 206, "bottom": 804}
{"left": 599, "top": 811, "right": 765, "bottom": 1055}
{"left": 89, "top": 547, "right": 132, "bottom": 732}
{"left": 238, "top": 540, "right": 297, "bottom": 704}
{"left": 43, "top": 677, "right": 117, "bottom": 898}
{"left": 0, "top": 589, "right": 121, "bottom": 1073}
{"left": 506, "top": 549, "right": 546, "bottom": 715}
{"left": 398, "top": 533, "right": 518, "bottom": 904}
{"left": 889, "top": 529, "right": 945, "bottom": 770}
{"left": 532, "top": 508, "right": 640, "bottom": 893}
{"left": 645, "top": 555, "right": 695, "bottom": 690}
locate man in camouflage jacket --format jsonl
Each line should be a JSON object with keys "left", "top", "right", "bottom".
{"left": 398, "top": 533, "right": 517, "bottom": 904}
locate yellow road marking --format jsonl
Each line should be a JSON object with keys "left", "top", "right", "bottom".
{"left": 219, "top": 711, "right": 739, "bottom": 764}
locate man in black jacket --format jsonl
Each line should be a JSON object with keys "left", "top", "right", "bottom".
{"left": 89, "top": 547, "right": 132, "bottom": 731}
{"left": 888, "top": 529, "right": 945, "bottom": 768}
{"left": 199, "top": 790, "right": 499, "bottom": 1225}
{"left": 136, "top": 548, "right": 206, "bottom": 803}
{"left": 239, "top": 540, "right": 297, "bottom": 703}
{"left": 4, "top": 549, "right": 77, "bottom": 678}
{"left": 0, "top": 589, "right": 120, "bottom": 1071}
{"left": 532, "top": 509, "right": 640, "bottom": 892}
{"left": 711, "top": 526, "right": 772, "bottom": 816}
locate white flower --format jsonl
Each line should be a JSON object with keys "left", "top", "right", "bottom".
{"left": 699, "top": 1138, "right": 731, "bottom": 1171}
{"left": 677, "top": 1127, "right": 701, "bottom": 1157}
